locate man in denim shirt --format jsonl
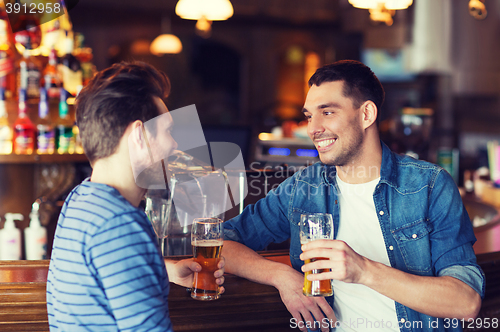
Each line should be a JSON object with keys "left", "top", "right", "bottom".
{"left": 223, "top": 60, "right": 484, "bottom": 332}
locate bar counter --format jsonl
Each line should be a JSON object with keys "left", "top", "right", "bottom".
{"left": 1, "top": 249, "right": 499, "bottom": 331}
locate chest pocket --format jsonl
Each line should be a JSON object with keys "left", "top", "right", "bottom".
{"left": 391, "top": 219, "right": 432, "bottom": 273}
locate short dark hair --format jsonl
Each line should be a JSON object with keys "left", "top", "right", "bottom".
{"left": 308, "top": 60, "right": 385, "bottom": 114}
{"left": 76, "top": 61, "right": 171, "bottom": 164}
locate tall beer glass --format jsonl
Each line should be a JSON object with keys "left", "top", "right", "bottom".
{"left": 300, "top": 213, "right": 334, "bottom": 297}
{"left": 191, "top": 217, "right": 223, "bottom": 301}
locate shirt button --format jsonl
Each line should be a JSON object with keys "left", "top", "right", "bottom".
{"left": 389, "top": 246, "right": 394, "bottom": 250}
{"left": 379, "top": 211, "right": 384, "bottom": 216}
{"left": 400, "top": 318, "right": 405, "bottom": 323}
{"left": 412, "top": 234, "right": 417, "bottom": 239}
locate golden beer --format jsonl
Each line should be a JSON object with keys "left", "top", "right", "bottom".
{"left": 303, "top": 258, "right": 333, "bottom": 297}
{"left": 191, "top": 240, "right": 223, "bottom": 301}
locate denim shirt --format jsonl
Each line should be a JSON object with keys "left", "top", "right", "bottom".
{"left": 224, "top": 141, "right": 485, "bottom": 332}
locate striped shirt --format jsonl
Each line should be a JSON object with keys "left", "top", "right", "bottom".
{"left": 47, "top": 179, "right": 173, "bottom": 332}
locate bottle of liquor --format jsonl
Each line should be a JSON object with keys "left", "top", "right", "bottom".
{"left": 0, "top": 9, "right": 17, "bottom": 99}
{"left": 16, "top": 39, "right": 41, "bottom": 100}
{"left": 42, "top": 49, "right": 61, "bottom": 99}
{"left": 0, "top": 88, "right": 12, "bottom": 154}
{"left": 13, "top": 88, "right": 35, "bottom": 154}
{"left": 73, "top": 33, "right": 95, "bottom": 87}
{"left": 55, "top": 88, "right": 74, "bottom": 154}
{"left": 36, "top": 88, "right": 55, "bottom": 154}
{"left": 72, "top": 121, "right": 84, "bottom": 154}
{"left": 58, "top": 32, "right": 82, "bottom": 97}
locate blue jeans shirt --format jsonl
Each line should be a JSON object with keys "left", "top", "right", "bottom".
{"left": 224, "top": 141, "right": 485, "bottom": 332}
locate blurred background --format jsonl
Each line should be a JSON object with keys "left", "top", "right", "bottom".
{"left": 1, "top": 0, "right": 500, "bottom": 259}
{"left": 68, "top": 0, "right": 500, "bottom": 175}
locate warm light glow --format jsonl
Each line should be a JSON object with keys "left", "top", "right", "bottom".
{"left": 348, "top": 0, "right": 412, "bottom": 10}
{"left": 131, "top": 39, "right": 152, "bottom": 55}
{"left": 175, "top": 0, "right": 234, "bottom": 21}
{"left": 150, "top": 34, "right": 183, "bottom": 55}
{"left": 369, "top": 7, "right": 395, "bottom": 26}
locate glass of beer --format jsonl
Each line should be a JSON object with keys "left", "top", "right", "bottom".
{"left": 300, "top": 213, "right": 334, "bottom": 297}
{"left": 191, "top": 217, "right": 223, "bottom": 301}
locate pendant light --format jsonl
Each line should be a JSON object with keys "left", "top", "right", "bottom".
{"left": 150, "top": 16, "right": 182, "bottom": 55}
{"left": 348, "top": 0, "right": 413, "bottom": 25}
{"left": 175, "top": 0, "right": 233, "bottom": 36}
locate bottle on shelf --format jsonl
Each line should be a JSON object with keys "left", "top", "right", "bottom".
{"left": 36, "top": 88, "right": 55, "bottom": 154}
{"left": 0, "top": 10, "right": 18, "bottom": 99}
{"left": 73, "top": 121, "right": 84, "bottom": 154}
{"left": 42, "top": 48, "right": 61, "bottom": 99}
{"left": 58, "top": 32, "right": 82, "bottom": 97}
{"left": 24, "top": 200, "right": 47, "bottom": 260}
{"left": 0, "top": 213, "right": 23, "bottom": 260}
{"left": 73, "top": 33, "right": 95, "bottom": 87}
{"left": 13, "top": 88, "right": 35, "bottom": 154}
{"left": 55, "top": 88, "right": 75, "bottom": 154}
{"left": 0, "top": 88, "right": 12, "bottom": 154}
{"left": 16, "top": 39, "right": 41, "bottom": 100}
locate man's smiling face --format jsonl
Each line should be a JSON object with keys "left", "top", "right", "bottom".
{"left": 303, "top": 80, "right": 365, "bottom": 166}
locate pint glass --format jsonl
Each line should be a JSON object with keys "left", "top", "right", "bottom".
{"left": 300, "top": 213, "right": 334, "bottom": 297}
{"left": 191, "top": 218, "right": 223, "bottom": 301}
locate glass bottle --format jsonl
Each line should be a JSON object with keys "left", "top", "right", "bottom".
{"left": 16, "top": 39, "right": 41, "bottom": 100}
{"left": 0, "top": 10, "right": 17, "bottom": 99}
{"left": 36, "top": 88, "right": 55, "bottom": 154}
{"left": 0, "top": 88, "right": 12, "bottom": 154}
{"left": 13, "top": 88, "right": 35, "bottom": 154}
{"left": 58, "top": 32, "right": 82, "bottom": 97}
{"left": 55, "top": 88, "right": 74, "bottom": 154}
{"left": 42, "top": 48, "right": 61, "bottom": 100}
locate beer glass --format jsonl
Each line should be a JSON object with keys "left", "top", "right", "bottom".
{"left": 191, "top": 217, "right": 223, "bottom": 301}
{"left": 300, "top": 213, "right": 334, "bottom": 297}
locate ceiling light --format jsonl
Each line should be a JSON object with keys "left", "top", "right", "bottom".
{"left": 175, "top": 0, "right": 233, "bottom": 36}
{"left": 348, "top": 0, "right": 413, "bottom": 10}
{"left": 150, "top": 17, "right": 182, "bottom": 55}
{"left": 175, "top": 0, "right": 233, "bottom": 21}
{"left": 150, "top": 35, "right": 182, "bottom": 55}
{"left": 348, "top": 0, "right": 412, "bottom": 25}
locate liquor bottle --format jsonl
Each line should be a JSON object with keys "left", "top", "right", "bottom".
{"left": 16, "top": 39, "right": 41, "bottom": 99}
{"left": 55, "top": 88, "right": 74, "bottom": 154}
{"left": 58, "top": 32, "right": 82, "bottom": 97}
{"left": 0, "top": 88, "right": 12, "bottom": 154}
{"left": 36, "top": 88, "right": 55, "bottom": 154}
{"left": 42, "top": 49, "right": 61, "bottom": 99}
{"left": 0, "top": 10, "right": 17, "bottom": 99}
{"left": 13, "top": 89, "right": 35, "bottom": 154}
{"left": 73, "top": 121, "right": 84, "bottom": 154}
{"left": 73, "top": 33, "right": 95, "bottom": 87}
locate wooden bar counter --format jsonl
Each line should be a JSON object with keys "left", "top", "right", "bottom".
{"left": 1, "top": 249, "right": 499, "bottom": 331}
{"left": 0, "top": 251, "right": 295, "bottom": 332}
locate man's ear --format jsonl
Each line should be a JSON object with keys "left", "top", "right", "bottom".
{"left": 130, "top": 120, "right": 145, "bottom": 148}
{"left": 361, "top": 101, "right": 378, "bottom": 130}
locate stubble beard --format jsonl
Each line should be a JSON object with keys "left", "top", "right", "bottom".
{"left": 319, "top": 127, "right": 364, "bottom": 167}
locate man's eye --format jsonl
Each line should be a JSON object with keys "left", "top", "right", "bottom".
{"left": 323, "top": 111, "right": 332, "bottom": 116}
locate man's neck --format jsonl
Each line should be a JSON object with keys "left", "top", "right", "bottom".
{"left": 90, "top": 155, "right": 145, "bottom": 207}
{"left": 336, "top": 136, "right": 382, "bottom": 184}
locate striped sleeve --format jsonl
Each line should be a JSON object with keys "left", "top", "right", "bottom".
{"left": 87, "top": 211, "right": 172, "bottom": 332}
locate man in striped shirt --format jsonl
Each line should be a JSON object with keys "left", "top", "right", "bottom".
{"left": 47, "top": 62, "right": 225, "bottom": 331}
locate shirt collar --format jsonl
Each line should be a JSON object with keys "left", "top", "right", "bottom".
{"left": 321, "top": 140, "right": 395, "bottom": 186}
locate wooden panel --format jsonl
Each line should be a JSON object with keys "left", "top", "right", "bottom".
{"left": 0, "top": 251, "right": 499, "bottom": 332}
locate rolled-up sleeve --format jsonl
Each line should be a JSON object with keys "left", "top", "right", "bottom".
{"left": 438, "top": 264, "right": 485, "bottom": 298}
{"left": 429, "top": 169, "right": 485, "bottom": 298}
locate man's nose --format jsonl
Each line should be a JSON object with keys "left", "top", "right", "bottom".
{"left": 308, "top": 116, "right": 325, "bottom": 138}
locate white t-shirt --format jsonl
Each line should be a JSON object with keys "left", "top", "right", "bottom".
{"left": 332, "top": 175, "right": 399, "bottom": 332}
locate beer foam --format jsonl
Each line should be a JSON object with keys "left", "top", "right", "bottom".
{"left": 193, "top": 239, "right": 223, "bottom": 246}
